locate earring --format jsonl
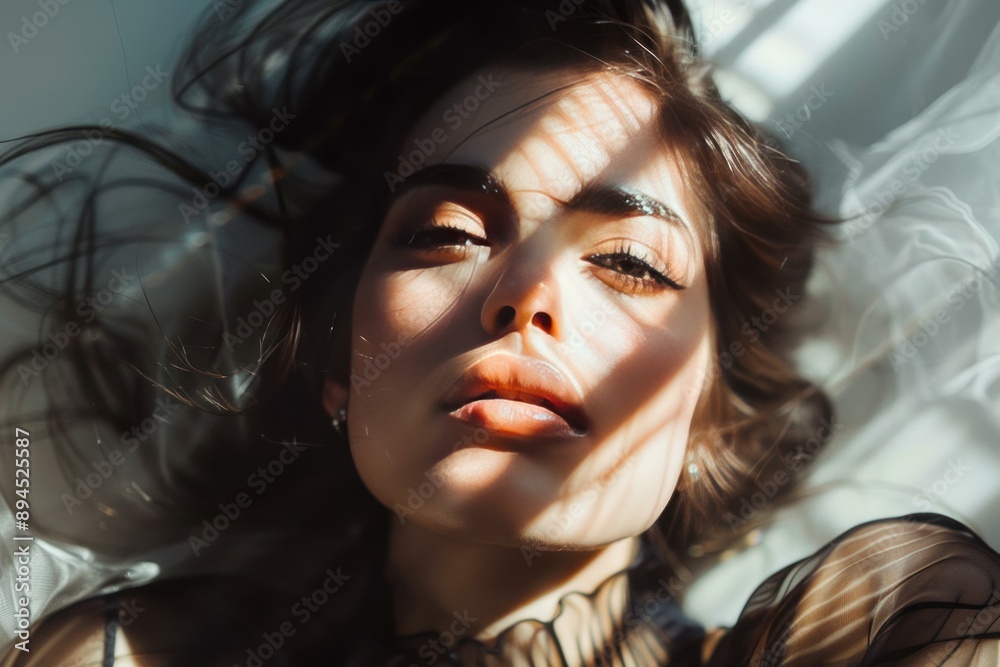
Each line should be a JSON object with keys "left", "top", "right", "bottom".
{"left": 331, "top": 406, "right": 347, "bottom": 436}
{"left": 686, "top": 458, "right": 701, "bottom": 482}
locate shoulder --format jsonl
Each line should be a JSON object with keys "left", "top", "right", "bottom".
{"left": 1, "top": 593, "right": 112, "bottom": 667}
{"left": 798, "top": 514, "right": 1000, "bottom": 637}
{"left": 709, "top": 514, "right": 1000, "bottom": 666}
{"left": 1, "top": 576, "right": 295, "bottom": 667}
{"left": 826, "top": 512, "right": 994, "bottom": 553}
{"left": 814, "top": 513, "right": 1000, "bottom": 591}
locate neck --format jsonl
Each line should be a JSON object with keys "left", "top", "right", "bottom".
{"left": 386, "top": 522, "right": 640, "bottom": 641}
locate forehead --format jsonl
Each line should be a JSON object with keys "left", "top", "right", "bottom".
{"left": 403, "top": 67, "right": 698, "bottom": 229}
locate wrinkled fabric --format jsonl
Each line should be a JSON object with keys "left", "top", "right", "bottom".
{"left": 684, "top": 2, "right": 1000, "bottom": 633}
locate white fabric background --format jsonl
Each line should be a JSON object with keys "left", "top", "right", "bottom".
{"left": 0, "top": 0, "right": 997, "bottom": 646}
{"left": 684, "top": 0, "right": 1000, "bottom": 628}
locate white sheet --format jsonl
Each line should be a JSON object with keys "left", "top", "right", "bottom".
{"left": 684, "top": 0, "right": 1000, "bottom": 628}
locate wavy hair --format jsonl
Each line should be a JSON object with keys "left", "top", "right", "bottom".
{"left": 0, "top": 0, "right": 835, "bottom": 643}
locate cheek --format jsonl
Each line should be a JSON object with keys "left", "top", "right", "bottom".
{"left": 572, "top": 279, "right": 712, "bottom": 442}
{"left": 346, "top": 247, "right": 713, "bottom": 545}
{"left": 346, "top": 261, "right": 477, "bottom": 495}
{"left": 624, "top": 324, "right": 711, "bottom": 488}
{"left": 352, "top": 257, "right": 477, "bottom": 348}
{"left": 519, "top": 329, "right": 713, "bottom": 547}
{"left": 349, "top": 261, "right": 450, "bottom": 425}
{"left": 520, "top": 283, "right": 712, "bottom": 543}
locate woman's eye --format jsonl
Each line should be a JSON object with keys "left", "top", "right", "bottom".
{"left": 393, "top": 223, "right": 489, "bottom": 251}
{"left": 587, "top": 245, "right": 684, "bottom": 293}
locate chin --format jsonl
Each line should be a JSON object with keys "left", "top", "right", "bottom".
{"left": 386, "top": 480, "right": 655, "bottom": 553}
{"left": 358, "top": 432, "right": 671, "bottom": 548}
{"left": 408, "top": 511, "right": 636, "bottom": 553}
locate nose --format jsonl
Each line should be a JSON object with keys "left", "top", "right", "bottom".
{"left": 479, "top": 245, "right": 563, "bottom": 339}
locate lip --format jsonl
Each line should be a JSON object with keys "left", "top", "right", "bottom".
{"left": 442, "top": 353, "right": 590, "bottom": 440}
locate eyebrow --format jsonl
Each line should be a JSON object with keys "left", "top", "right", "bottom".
{"left": 568, "top": 183, "right": 684, "bottom": 228}
{"left": 391, "top": 163, "right": 686, "bottom": 230}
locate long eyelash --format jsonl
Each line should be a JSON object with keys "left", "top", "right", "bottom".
{"left": 617, "top": 242, "right": 682, "bottom": 287}
{"left": 595, "top": 242, "right": 685, "bottom": 290}
{"left": 392, "top": 222, "right": 487, "bottom": 248}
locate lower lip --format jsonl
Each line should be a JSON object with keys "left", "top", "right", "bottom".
{"left": 446, "top": 399, "right": 587, "bottom": 440}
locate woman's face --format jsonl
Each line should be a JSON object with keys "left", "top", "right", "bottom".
{"left": 329, "top": 67, "right": 713, "bottom": 549}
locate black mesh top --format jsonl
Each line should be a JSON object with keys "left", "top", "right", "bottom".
{"left": 5, "top": 513, "right": 1000, "bottom": 666}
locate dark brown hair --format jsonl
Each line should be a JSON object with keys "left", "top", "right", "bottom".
{"left": 583, "top": 30, "right": 837, "bottom": 553}
{"left": 0, "top": 0, "right": 835, "bottom": 646}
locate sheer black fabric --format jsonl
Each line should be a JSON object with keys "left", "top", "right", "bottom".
{"left": 705, "top": 514, "right": 1000, "bottom": 667}
{"left": 4, "top": 514, "right": 1000, "bottom": 665}
{"left": 341, "top": 532, "right": 705, "bottom": 666}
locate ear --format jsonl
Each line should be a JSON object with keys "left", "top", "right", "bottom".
{"left": 322, "top": 376, "right": 350, "bottom": 419}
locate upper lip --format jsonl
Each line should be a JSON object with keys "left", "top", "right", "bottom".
{"left": 442, "top": 353, "right": 590, "bottom": 433}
